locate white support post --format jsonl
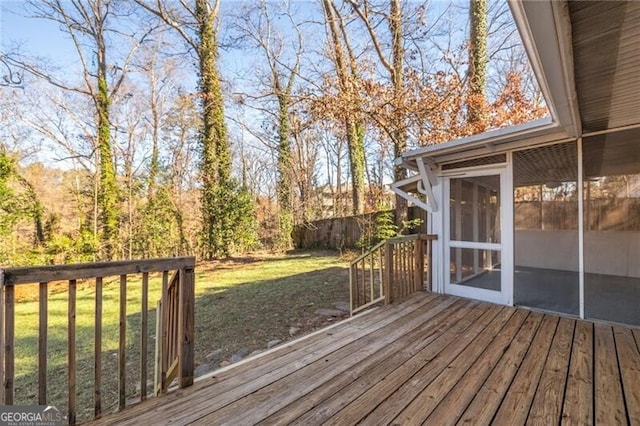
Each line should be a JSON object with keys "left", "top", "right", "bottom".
{"left": 485, "top": 186, "right": 491, "bottom": 269}
{"left": 577, "top": 137, "right": 585, "bottom": 319}
{"left": 473, "top": 183, "right": 479, "bottom": 273}
{"left": 454, "top": 179, "right": 463, "bottom": 283}
{"left": 433, "top": 177, "right": 444, "bottom": 294}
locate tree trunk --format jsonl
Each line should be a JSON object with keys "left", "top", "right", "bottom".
{"left": 276, "top": 93, "right": 293, "bottom": 250}
{"left": 196, "top": 0, "right": 231, "bottom": 259}
{"left": 96, "top": 41, "right": 118, "bottom": 260}
{"left": 389, "top": 0, "right": 408, "bottom": 228}
{"left": 323, "top": 0, "right": 366, "bottom": 215}
{"left": 468, "top": 0, "right": 488, "bottom": 129}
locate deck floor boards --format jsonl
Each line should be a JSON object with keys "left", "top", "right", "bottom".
{"left": 88, "top": 293, "right": 640, "bottom": 426}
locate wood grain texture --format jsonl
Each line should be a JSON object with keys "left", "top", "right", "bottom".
{"left": 330, "top": 305, "right": 503, "bottom": 426}
{"left": 489, "top": 314, "right": 559, "bottom": 425}
{"left": 90, "top": 293, "right": 436, "bottom": 425}
{"left": 84, "top": 294, "right": 640, "bottom": 426}
{"left": 561, "top": 320, "right": 593, "bottom": 426}
{"left": 197, "top": 296, "right": 460, "bottom": 425}
{"left": 458, "top": 311, "right": 544, "bottom": 425}
{"left": 261, "top": 298, "right": 468, "bottom": 426}
{"left": 425, "top": 309, "right": 531, "bottom": 426}
{"left": 394, "top": 307, "right": 518, "bottom": 425}
{"left": 527, "top": 317, "right": 575, "bottom": 425}
{"left": 594, "top": 324, "right": 626, "bottom": 425}
{"left": 614, "top": 326, "right": 640, "bottom": 424}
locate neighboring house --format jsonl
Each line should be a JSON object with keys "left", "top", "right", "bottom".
{"left": 392, "top": 1, "right": 640, "bottom": 326}
{"left": 313, "top": 184, "right": 394, "bottom": 219}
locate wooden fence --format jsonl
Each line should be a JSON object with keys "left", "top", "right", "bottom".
{"left": 293, "top": 206, "right": 428, "bottom": 250}
{"left": 0, "top": 257, "right": 195, "bottom": 424}
{"left": 349, "top": 234, "right": 436, "bottom": 315}
{"left": 515, "top": 199, "right": 640, "bottom": 231}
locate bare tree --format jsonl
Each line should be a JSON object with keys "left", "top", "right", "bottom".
{"left": 229, "top": 0, "right": 306, "bottom": 249}
{"left": 10, "top": 0, "right": 153, "bottom": 260}
{"left": 135, "top": 0, "right": 241, "bottom": 258}
{"left": 347, "top": 0, "right": 408, "bottom": 225}
{"left": 322, "top": 0, "right": 367, "bottom": 215}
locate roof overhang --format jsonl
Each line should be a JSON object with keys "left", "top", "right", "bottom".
{"left": 397, "top": 117, "right": 568, "bottom": 168}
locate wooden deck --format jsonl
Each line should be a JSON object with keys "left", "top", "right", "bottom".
{"left": 90, "top": 292, "right": 640, "bottom": 425}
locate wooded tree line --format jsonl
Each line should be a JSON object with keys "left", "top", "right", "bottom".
{"left": 0, "top": 0, "right": 545, "bottom": 265}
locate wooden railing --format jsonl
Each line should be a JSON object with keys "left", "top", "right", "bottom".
{"left": 155, "top": 267, "right": 194, "bottom": 394}
{"left": 349, "top": 234, "right": 436, "bottom": 315}
{"left": 0, "top": 257, "right": 195, "bottom": 424}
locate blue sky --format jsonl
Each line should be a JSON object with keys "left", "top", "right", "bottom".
{"left": 1, "top": 1, "right": 78, "bottom": 67}
{"left": 0, "top": 0, "right": 535, "bottom": 178}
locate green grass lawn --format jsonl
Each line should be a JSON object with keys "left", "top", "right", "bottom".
{"left": 10, "top": 250, "right": 349, "bottom": 421}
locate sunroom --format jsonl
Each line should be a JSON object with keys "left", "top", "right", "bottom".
{"left": 392, "top": 0, "right": 640, "bottom": 326}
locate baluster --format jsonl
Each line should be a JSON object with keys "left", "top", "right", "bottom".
{"left": 119, "top": 274, "right": 127, "bottom": 410}
{"left": 94, "top": 277, "right": 102, "bottom": 417}
{"left": 161, "top": 271, "right": 169, "bottom": 392}
{"left": 68, "top": 279, "right": 76, "bottom": 425}
{"left": 369, "top": 254, "right": 374, "bottom": 303}
{"left": 0, "top": 274, "right": 4, "bottom": 404}
{"left": 38, "top": 282, "right": 48, "bottom": 404}
{"left": 141, "top": 272, "right": 149, "bottom": 401}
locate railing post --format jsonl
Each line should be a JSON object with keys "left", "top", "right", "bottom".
{"left": 158, "top": 271, "right": 169, "bottom": 395}
{"left": 348, "top": 264, "right": 354, "bottom": 315}
{"left": 154, "top": 299, "right": 162, "bottom": 395}
{"left": 427, "top": 237, "right": 434, "bottom": 292}
{"left": 94, "top": 277, "right": 103, "bottom": 417}
{"left": 0, "top": 270, "right": 4, "bottom": 405}
{"left": 38, "top": 282, "right": 48, "bottom": 405}
{"left": 383, "top": 243, "right": 393, "bottom": 305}
{"left": 2, "top": 278, "right": 14, "bottom": 405}
{"left": 68, "top": 279, "right": 77, "bottom": 425}
{"left": 178, "top": 265, "right": 195, "bottom": 388}
{"left": 415, "top": 239, "right": 425, "bottom": 293}
{"left": 140, "top": 272, "right": 149, "bottom": 401}
{"left": 118, "top": 275, "right": 127, "bottom": 411}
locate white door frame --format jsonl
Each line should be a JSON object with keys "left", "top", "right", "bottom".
{"left": 442, "top": 163, "right": 514, "bottom": 305}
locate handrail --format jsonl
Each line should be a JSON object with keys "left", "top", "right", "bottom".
{"left": 349, "top": 234, "right": 436, "bottom": 315}
{"left": 2, "top": 257, "right": 192, "bottom": 285}
{"left": 350, "top": 240, "right": 387, "bottom": 266}
{"left": 0, "top": 257, "right": 195, "bottom": 424}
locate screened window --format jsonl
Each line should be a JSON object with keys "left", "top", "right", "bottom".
{"left": 583, "top": 129, "right": 640, "bottom": 326}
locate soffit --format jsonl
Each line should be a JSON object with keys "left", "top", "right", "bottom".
{"left": 569, "top": 1, "right": 640, "bottom": 132}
